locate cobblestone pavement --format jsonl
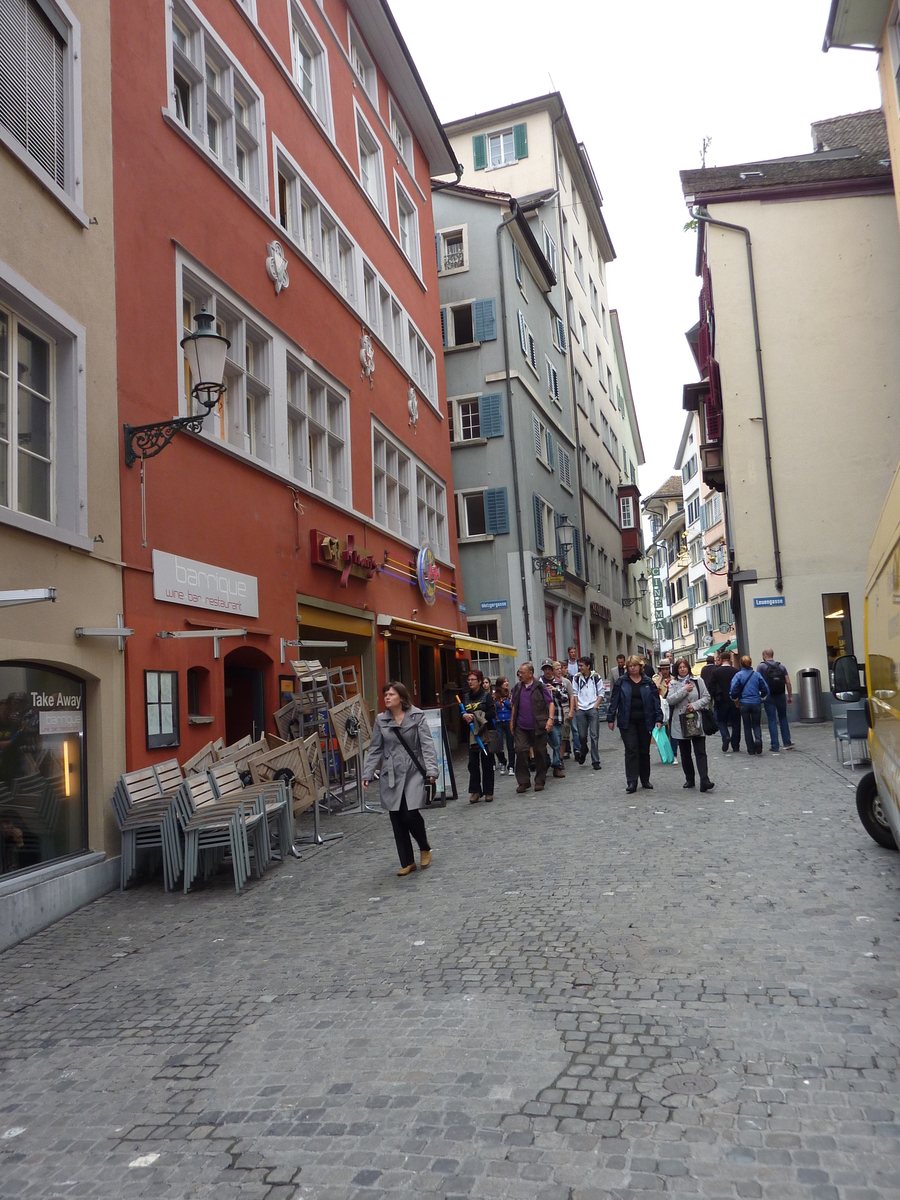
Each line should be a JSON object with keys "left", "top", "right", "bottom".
{"left": 3, "top": 724, "right": 900, "bottom": 1200}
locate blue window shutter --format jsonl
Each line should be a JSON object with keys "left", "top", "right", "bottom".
{"left": 485, "top": 487, "right": 509, "bottom": 535}
{"left": 473, "top": 133, "right": 487, "bottom": 170}
{"left": 546, "top": 428, "right": 554, "bottom": 470}
{"left": 479, "top": 392, "right": 503, "bottom": 438}
{"left": 573, "top": 528, "right": 583, "bottom": 576}
{"left": 473, "top": 298, "right": 496, "bottom": 342}
{"left": 440, "top": 308, "right": 447, "bottom": 348}
{"left": 513, "top": 122, "right": 528, "bottom": 160}
{"left": 517, "top": 310, "right": 527, "bottom": 353}
{"left": 533, "top": 494, "right": 544, "bottom": 551}
{"left": 435, "top": 233, "right": 441, "bottom": 271}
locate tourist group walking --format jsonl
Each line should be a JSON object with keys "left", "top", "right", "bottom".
{"left": 363, "top": 647, "right": 796, "bottom": 875}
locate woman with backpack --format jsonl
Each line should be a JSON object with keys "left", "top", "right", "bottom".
{"left": 756, "top": 650, "right": 794, "bottom": 751}
{"left": 729, "top": 655, "right": 769, "bottom": 755}
{"left": 666, "top": 658, "right": 715, "bottom": 791}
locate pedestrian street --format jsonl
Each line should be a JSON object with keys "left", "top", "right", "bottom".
{"left": 2, "top": 723, "right": 899, "bottom": 1200}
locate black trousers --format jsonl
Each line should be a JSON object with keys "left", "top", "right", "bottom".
{"left": 677, "top": 737, "right": 709, "bottom": 784}
{"left": 468, "top": 745, "right": 494, "bottom": 796}
{"left": 389, "top": 794, "right": 429, "bottom": 868}
{"left": 716, "top": 701, "right": 741, "bottom": 750}
{"left": 739, "top": 702, "right": 763, "bottom": 753}
{"left": 621, "top": 721, "right": 652, "bottom": 786}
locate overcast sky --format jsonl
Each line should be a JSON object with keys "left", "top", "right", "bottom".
{"left": 389, "top": 0, "right": 882, "bottom": 493}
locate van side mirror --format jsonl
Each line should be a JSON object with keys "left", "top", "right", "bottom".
{"left": 832, "top": 654, "right": 863, "bottom": 702}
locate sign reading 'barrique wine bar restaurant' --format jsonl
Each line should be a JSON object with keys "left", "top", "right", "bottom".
{"left": 152, "top": 550, "right": 259, "bottom": 617}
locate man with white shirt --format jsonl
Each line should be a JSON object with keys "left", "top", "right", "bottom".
{"left": 573, "top": 656, "right": 606, "bottom": 770}
{"left": 564, "top": 646, "right": 580, "bottom": 758}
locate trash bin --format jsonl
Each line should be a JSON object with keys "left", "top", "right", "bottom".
{"left": 798, "top": 668, "right": 823, "bottom": 723}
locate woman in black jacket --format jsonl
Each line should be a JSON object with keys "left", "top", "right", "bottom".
{"left": 607, "top": 655, "right": 664, "bottom": 793}
{"left": 461, "top": 669, "right": 496, "bottom": 803}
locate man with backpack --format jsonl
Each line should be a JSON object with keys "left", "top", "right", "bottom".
{"left": 573, "top": 656, "right": 607, "bottom": 770}
{"left": 757, "top": 648, "right": 794, "bottom": 751}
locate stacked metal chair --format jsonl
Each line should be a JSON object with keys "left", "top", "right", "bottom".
{"left": 207, "top": 761, "right": 292, "bottom": 861}
{"left": 177, "top": 773, "right": 269, "bottom": 894}
{"left": 112, "top": 764, "right": 184, "bottom": 891}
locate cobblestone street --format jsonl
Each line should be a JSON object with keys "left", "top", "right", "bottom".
{"left": 2, "top": 724, "right": 900, "bottom": 1200}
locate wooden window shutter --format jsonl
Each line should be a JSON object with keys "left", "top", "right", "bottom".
{"left": 473, "top": 298, "right": 496, "bottom": 342}
{"left": 533, "top": 493, "right": 545, "bottom": 551}
{"left": 517, "top": 310, "right": 527, "bottom": 353}
{"left": 513, "top": 122, "right": 528, "bottom": 160}
{"left": 472, "top": 133, "right": 487, "bottom": 170}
{"left": 478, "top": 393, "right": 503, "bottom": 438}
{"left": 485, "top": 487, "right": 509, "bottom": 535}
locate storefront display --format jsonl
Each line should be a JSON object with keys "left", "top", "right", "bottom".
{"left": 0, "top": 663, "right": 87, "bottom": 875}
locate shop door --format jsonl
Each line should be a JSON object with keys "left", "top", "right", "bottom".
{"left": 418, "top": 644, "right": 437, "bottom": 707}
{"left": 224, "top": 667, "right": 265, "bottom": 743}
{"left": 387, "top": 640, "right": 412, "bottom": 692}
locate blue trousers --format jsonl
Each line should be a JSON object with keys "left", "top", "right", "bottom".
{"left": 575, "top": 708, "right": 601, "bottom": 765}
{"left": 548, "top": 723, "right": 563, "bottom": 769}
{"left": 716, "top": 701, "right": 741, "bottom": 750}
{"left": 764, "top": 693, "right": 793, "bottom": 749}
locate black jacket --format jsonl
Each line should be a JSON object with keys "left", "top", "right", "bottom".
{"left": 607, "top": 675, "right": 663, "bottom": 732}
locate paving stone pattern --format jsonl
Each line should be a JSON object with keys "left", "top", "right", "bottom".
{"left": 2, "top": 725, "right": 900, "bottom": 1199}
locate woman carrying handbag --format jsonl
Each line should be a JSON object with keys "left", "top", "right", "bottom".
{"left": 666, "top": 659, "right": 716, "bottom": 792}
{"left": 362, "top": 681, "right": 438, "bottom": 876}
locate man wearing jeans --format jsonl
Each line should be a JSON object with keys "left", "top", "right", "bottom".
{"left": 757, "top": 649, "right": 794, "bottom": 751}
{"left": 541, "top": 659, "right": 570, "bottom": 778}
{"left": 573, "top": 656, "right": 606, "bottom": 770}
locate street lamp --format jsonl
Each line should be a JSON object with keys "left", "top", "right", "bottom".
{"left": 532, "top": 513, "right": 578, "bottom": 578}
{"left": 622, "top": 572, "right": 649, "bottom": 607}
{"left": 123, "top": 310, "right": 230, "bottom": 467}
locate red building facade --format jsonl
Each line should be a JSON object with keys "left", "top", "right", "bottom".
{"left": 110, "top": 0, "right": 467, "bottom": 767}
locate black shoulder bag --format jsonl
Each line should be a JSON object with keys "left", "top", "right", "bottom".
{"left": 390, "top": 722, "right": 437, "bottom": 806}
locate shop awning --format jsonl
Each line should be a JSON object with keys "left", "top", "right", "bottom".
{"left": 298, "top": 603, "right": 374, "bottom": 637}
{"left": 455, "top": 633, "right": 518, "bottom": 657}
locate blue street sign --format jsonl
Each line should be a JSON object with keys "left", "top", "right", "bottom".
{"left": 481, "top": 599, "right": 508, "bottom": 610}
{"left": 754, "top": 596, "right": 786, "bottom": 608}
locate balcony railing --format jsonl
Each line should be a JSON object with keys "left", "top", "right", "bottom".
{"left": 443, "top": 248, "right": 465, "bottom": 271}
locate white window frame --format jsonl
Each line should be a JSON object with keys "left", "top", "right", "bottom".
{"left": 166, "top": 0, "right": 266, "bottom": 203}
{"left": 517, "top": 311, "right": 538, "bottom": 376}
{"left": 442, "top": 299, "right": 478, "bottom": 349}
{"left": 620, "top": 495, "right": 635, "bottom": 530}
{"left": 536, "top": 494, "right": 554, "bottom": 554}
{"left": 532, "top": 413, "right": 552, "bottom": 469}
{"left": 394, "top": 175, "right": 420, "bottom": 272}
{"left": 408, "top": 319, "right": 437, "bottom": 404}
{"left": 437, "top": 225, "right": 468, "bottom": 275}
{"left": 286, "top": 354, "right": 349, "bottom": 506}
{"left": 373, "top": 419, "right": 447, "bottom": 558}
{"left": 389, "top": 95, "right": 413, "bottom": 171}
{"left": 289, "top": 0, "right": 332, "bottom": 134}
{"left": 354, "top": 101, "right": 386, "bottom": 214}
{"left": 486, "top": 126, "right": 516, "bottom": 169}
{"left": 558, "top": 444, "right": 573, "bottom": 492}
{"left": 686, "top": 492, "right": 701, "bottom": 527}
{"left": 347, "top": 15, "right": 377, "bottom": 105}
{"left": 176, "top": 251, "right": 351, "bottom": 506}
{"left": 466, "top": 621, "right": 500, "bottom": 675}
{"left": 0, "top": 0, "right": 85, "bottom": 223}
{"left": 542, "top": 224, "right": 558, "bottom": 274}
{"left": 456, "top": 489, "right": 490, "bottom": 541}
{"left": 448, "top": 394, "right": 483, "bottom": 444}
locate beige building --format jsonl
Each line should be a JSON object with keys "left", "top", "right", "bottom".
{"left": 0, "top": 0, "right": 124, "bottom": 946}
{"left": 680, "top": 110, "right": 900, "bottom": 709}
{"left": 442, "top": 95, "right": 652, "bottom": 674}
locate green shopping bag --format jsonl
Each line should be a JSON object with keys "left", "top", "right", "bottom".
{"left": 652, "top": 726, "right": 674, "bottom": 764}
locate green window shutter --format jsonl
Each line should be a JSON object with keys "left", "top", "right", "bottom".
{"left": 513, "top": 122, "right": 528, "bottom": 160}
{"left": 478, "top": 393, "right": 504, "bottom": 438}
{"left": 440, "top": 308, "right": 447, "bottom": 348}
{"left": 533, "top": 493, "right": 545, "bottom": 551}
{"left": 485, "top": 487, "right": 509, "bottom": 535}
{"left": 472, "top": 133, "right": 487, "bottom": 171}
{"left": 473, "top": 298, "right": 496, "bottom": 342}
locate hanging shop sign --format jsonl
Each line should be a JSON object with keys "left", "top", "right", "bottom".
{"left": 543, "top": 567, "right": 566, "bottom": 591}
{"left": 310, "top": 530, "right": 378, "bottom": 587}
{"left": 152, "top": 550, "right": 258, "bottom": 617}
{"left": 416, "top": 543, "right": 439, "bottom": 607}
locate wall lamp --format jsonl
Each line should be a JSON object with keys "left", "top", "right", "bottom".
{"left": 124, "top": 310, "right": 230, "bottom": 467}
{"left": 532, "top": 515, "right": 576, "bottom": 576}
{"left": 621, "top": 573, "right": 649, "bottom": 607}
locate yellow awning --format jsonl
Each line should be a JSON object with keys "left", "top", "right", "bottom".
{"left": 298, "top": 603, "right": 374, "bottom": 637}
{"left": 381, "top": 616, "right": 460, "bottom": 642}
{"left": 455, "top": 634, "right": 518, "bottom": 657}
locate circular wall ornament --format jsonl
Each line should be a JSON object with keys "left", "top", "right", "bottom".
{"left": 265, "top": 240, "right": 289, "bottom": 294}
{"left": 416, "top": 542, "right": 439, "bottom": 606}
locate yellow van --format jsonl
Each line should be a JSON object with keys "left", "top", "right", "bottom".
{"left": 833, "top": 461, "right": 900, "bottom": 851}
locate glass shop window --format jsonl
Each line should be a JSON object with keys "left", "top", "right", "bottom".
{"left": 145, "top": 670, "right": 180, "bottom": 750}
{"left": 0, "top": 663, "right": 86, "bottom": 876}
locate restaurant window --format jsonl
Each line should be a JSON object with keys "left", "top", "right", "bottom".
{"left": 822, "top": 592, "right": 853, "bottom": 680}
{"left": 0, "top": 663, "right": 86, "bottom": 876}
{"left": 145, "top": 670, "right": 180, "bottom": 750}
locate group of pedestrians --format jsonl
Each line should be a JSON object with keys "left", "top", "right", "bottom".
{"left": 362, "top": 646, "right": 795, "bottom": 876}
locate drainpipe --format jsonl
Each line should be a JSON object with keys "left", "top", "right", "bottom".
{"left": 551, "top": 117, "right": 591, "bottom": 647}
{"left": 693, "top": 207, "right": 784, "bottom": 593}
{"left": 496, "top": 207, "right": 532, "bottom": 660}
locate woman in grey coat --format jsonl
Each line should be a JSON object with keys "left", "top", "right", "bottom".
{"left": 666, "top": 658, "right": 715, "bottom": 792}
{"left": 362, "top": 681, "right": 439, "bottom": 875}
